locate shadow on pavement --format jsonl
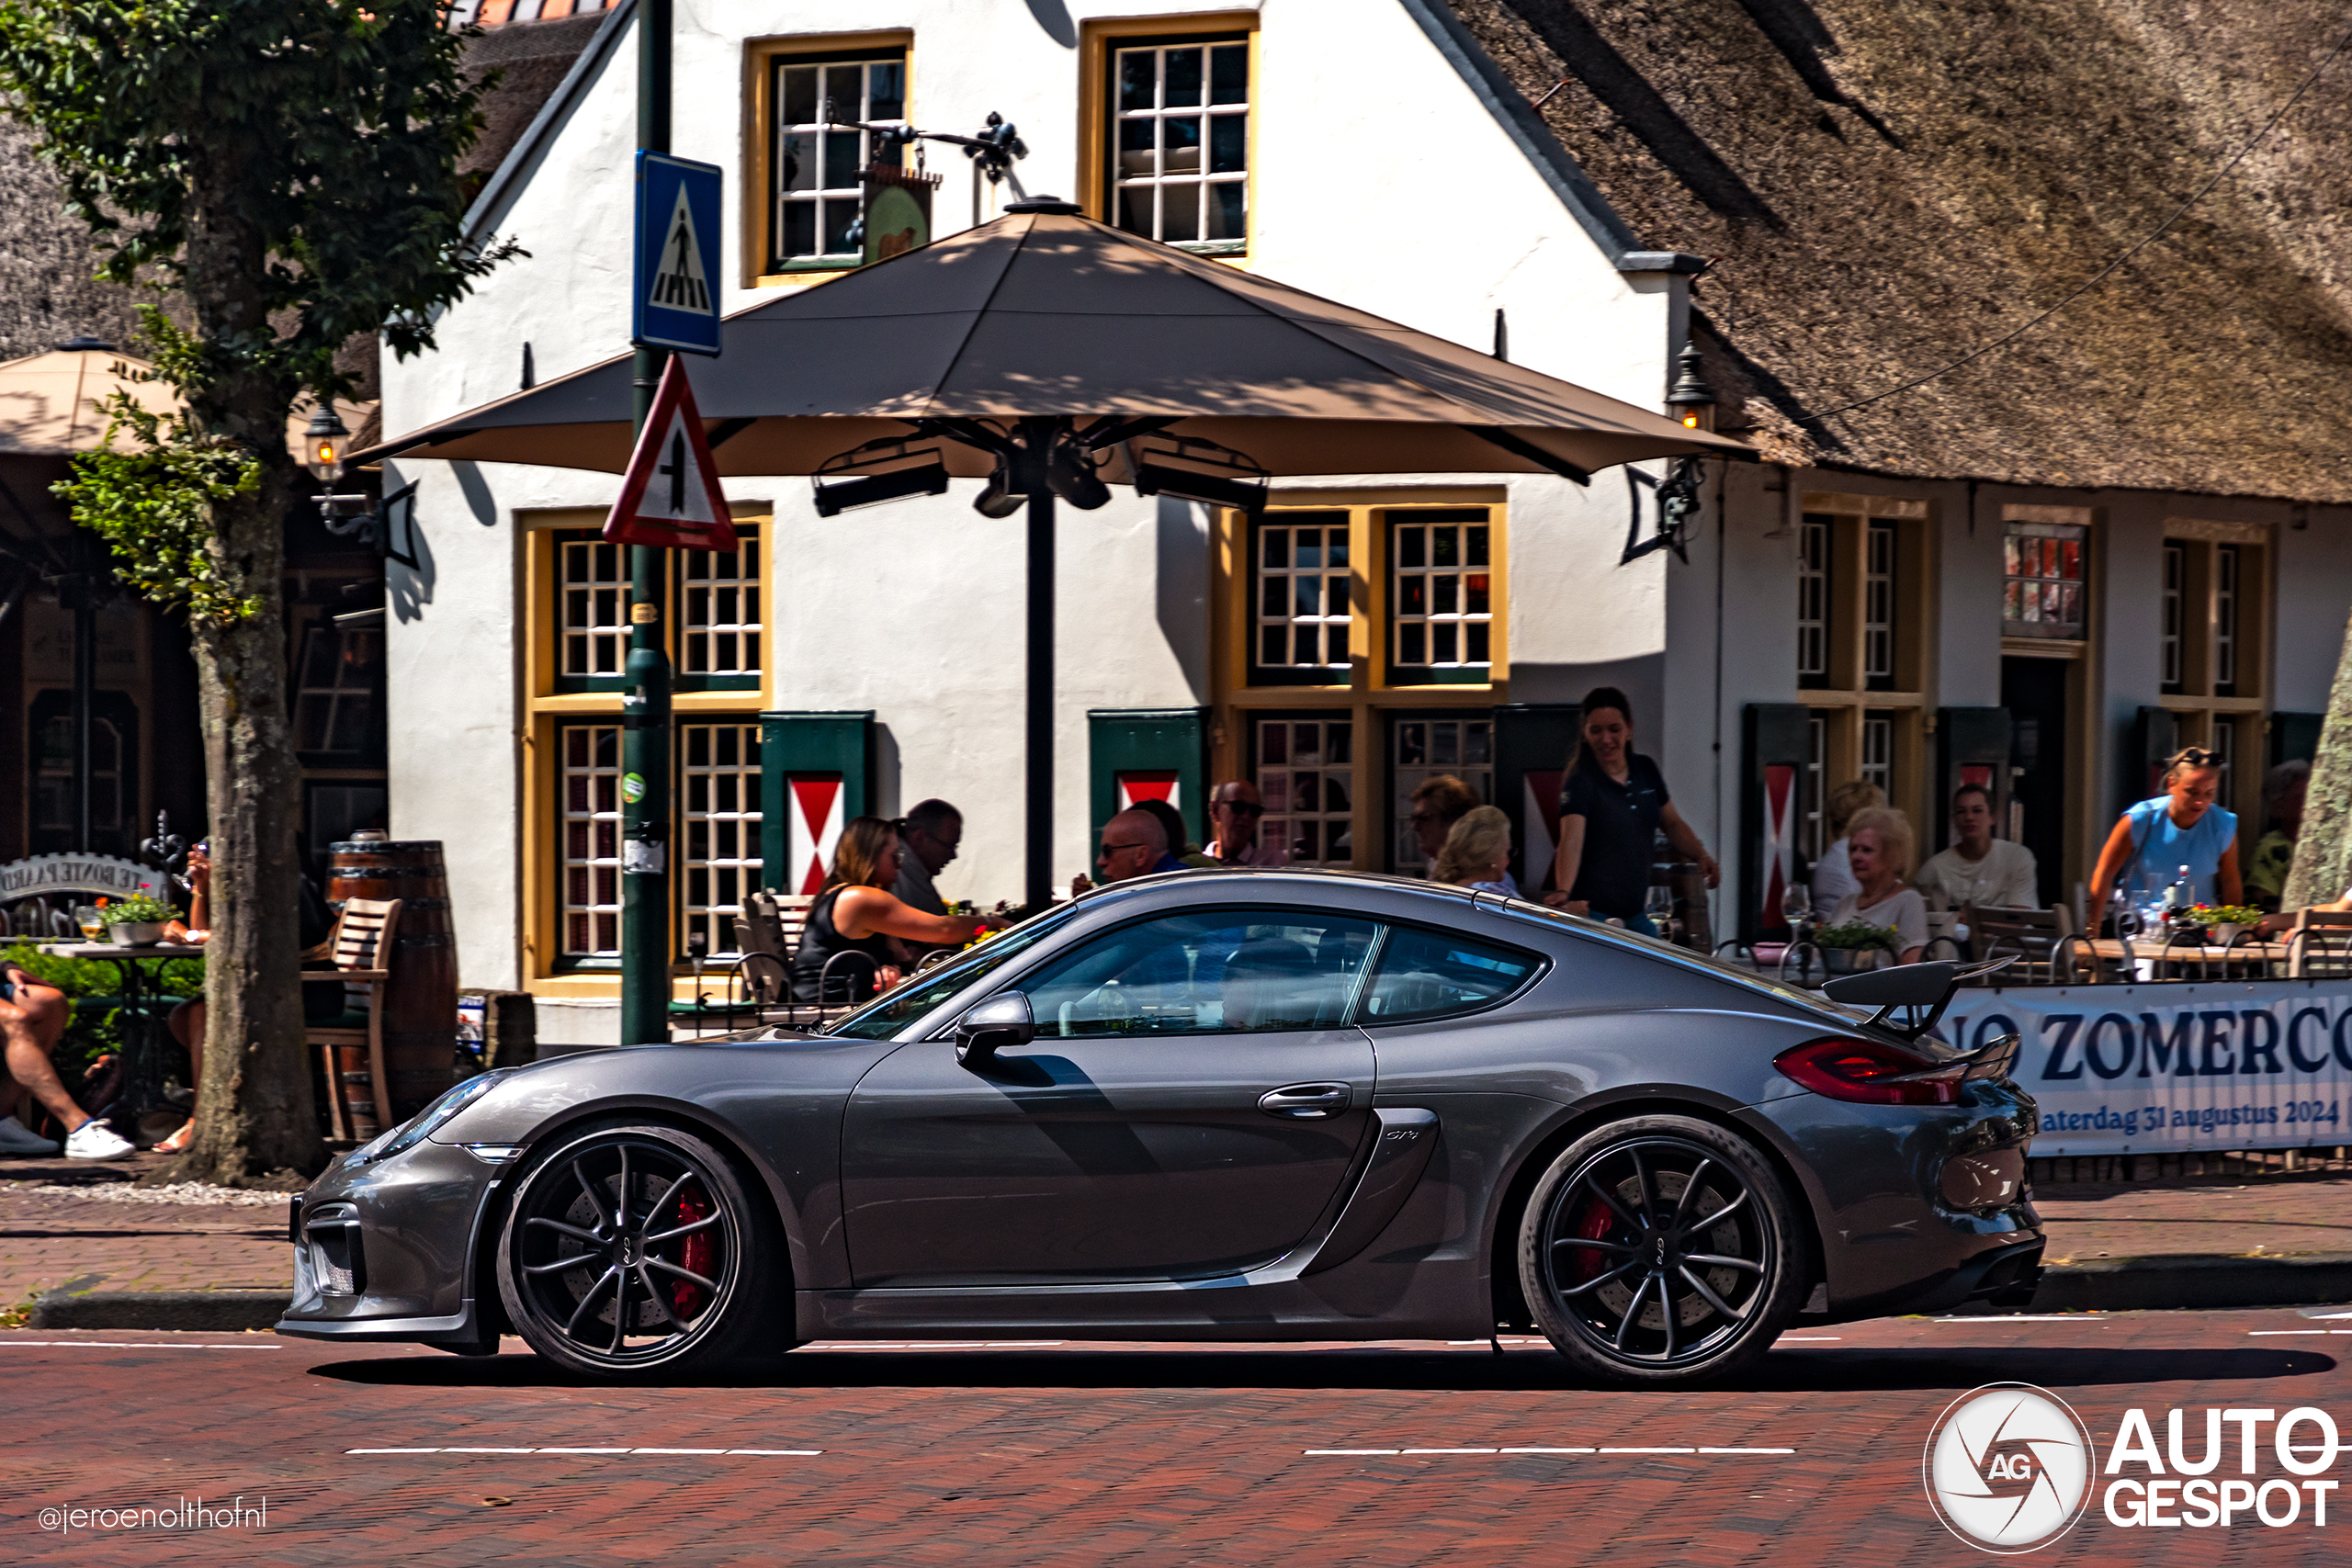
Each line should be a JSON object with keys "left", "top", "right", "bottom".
{"left": 310, "top": 1343, "right": 2333, "bottom": 1394}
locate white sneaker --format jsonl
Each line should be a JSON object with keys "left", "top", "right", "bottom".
{"left": 0, "top": 1115, "right": 61, "bottom": 1156}
{"left": 64, "top": 1119, "right": 134, "bottom": 1160}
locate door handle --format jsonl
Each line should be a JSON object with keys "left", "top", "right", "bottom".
{"left": 1259, "top": 1083, "right": 1353, "bottom": 1119}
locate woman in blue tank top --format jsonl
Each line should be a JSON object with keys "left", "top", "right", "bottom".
{"left": 2086, "top": 746, "right": 2243, "bottom": 924}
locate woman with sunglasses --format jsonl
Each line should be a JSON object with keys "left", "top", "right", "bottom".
{"left": 2086, "top": 746, "right": 2244, "bottom": 927}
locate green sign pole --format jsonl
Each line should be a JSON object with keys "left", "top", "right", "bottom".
{"left": 621, "top": 0, "right": 675, "bottom": 1046}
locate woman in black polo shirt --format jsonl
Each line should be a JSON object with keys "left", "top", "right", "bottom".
{"left": 1546, "top": 686, "right": 1719, "bottom": 935}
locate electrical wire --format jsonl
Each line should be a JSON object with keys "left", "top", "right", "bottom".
{"left": 1811, "top": 15, "right": 2352, "bottom": 423}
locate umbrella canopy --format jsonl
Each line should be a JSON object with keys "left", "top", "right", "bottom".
{"left": 0, "top": 344, "right": 178, "bottom": 457}
{"left": 357, "top": 202, "right": 1747, "bottom": 479}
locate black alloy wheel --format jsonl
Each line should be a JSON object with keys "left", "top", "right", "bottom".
{"left": 495, "top": 1122, "right": 786, "bottom": 1377}
{"left": 1519, "top": 1115, "right": 1804, "bottom": 1385}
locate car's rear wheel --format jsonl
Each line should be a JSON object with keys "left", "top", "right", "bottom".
{"left": 496, "top": 1121, "right": 787, "bottom": 1378}
{"left": 1518, "top": 1115, "right": 1804, "bottom": 1385}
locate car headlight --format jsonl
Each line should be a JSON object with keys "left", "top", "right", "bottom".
{"left": 350, "top": 1071, "right": 510, "bottom": 1166}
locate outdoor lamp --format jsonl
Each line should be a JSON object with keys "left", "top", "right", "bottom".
{"left": 973, "top": 456, "right": 1027, "bottom": 518}
{"left": 1046, "top": 436, "right": 1111, "bottom": 511}
{"left": 811, "top": 437, "right": 952, "bottom": 517}
{"left": 304, "top": 405, "right": 350, "bottom": 483}
{"left": 1129, "top": 435, "right": 1269, "bottom": 519}
{"left": 1665, "top": 340, "right": 1716, "bottom": 433}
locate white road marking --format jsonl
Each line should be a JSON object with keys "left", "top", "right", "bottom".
{"left": 2252, "top": 1330, "right": 2330, "bottom": 1336}
{"left": 799, "top": 1342, "right": 1066, "bottom": 1350}
{"left": 1305, "top": 1445, "right": 1792, "bottom": 1457}
{"left": 346, "top": 1447, "right": 821, "bottom": 1457}
{"left": 0, "top": 1340, "right": 283, "bottom": 1349}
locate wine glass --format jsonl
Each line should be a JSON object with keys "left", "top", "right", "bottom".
{"left": 74, "top": 904, "right": 103, "bottom": 942}
{"left": 1644, "top": 884, "right": 1675, "bottom": 939}
{"left": 1781, "top": 882, "right": 1813, "bottom": 932}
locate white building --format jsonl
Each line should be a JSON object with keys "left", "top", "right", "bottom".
{"left": 386, "top": 0, "right": 2352, "bottom": 1045}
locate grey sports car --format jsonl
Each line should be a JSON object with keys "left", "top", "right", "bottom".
{"left": 277, "top": 871, "right": 2043, "bottom": 1386}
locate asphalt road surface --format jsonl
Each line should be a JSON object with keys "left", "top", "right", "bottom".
{"left": 13, "top": 1310, "right": 2352, "bottom": 1564}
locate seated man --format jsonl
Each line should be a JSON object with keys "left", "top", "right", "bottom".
{"left": 1204, "top": 780, "right": 1290, "bottom": 867}
{"left": 1069, "top": 807, "right": 1186, "bottom": 897}
{"left": 1915, "top": 783, "right": 2039, "bottom": 910}
{"left": 0, "top": 964, "right": 136, "bottom": 1158}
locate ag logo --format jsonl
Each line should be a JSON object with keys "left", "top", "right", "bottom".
{"left": 1923, "top": 1382, "right": 2094, "bottom": 1553}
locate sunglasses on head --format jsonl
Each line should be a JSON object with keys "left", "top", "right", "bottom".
{"left": 2174, "top": 748, "right": 2219, "bottom": 769}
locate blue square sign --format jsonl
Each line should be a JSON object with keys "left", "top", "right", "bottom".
{"left": 633, "top": 151, "right": 723, "bottom": 355}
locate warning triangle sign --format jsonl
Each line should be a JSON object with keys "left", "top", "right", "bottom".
{"left": 648, "top": 185, "right": 712, "bottom": 315}
{"left": 604, "top": 357, "right": 738, "bottom": 551}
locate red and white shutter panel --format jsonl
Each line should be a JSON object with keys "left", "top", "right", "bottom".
{"left": 786, "top": 776, "right": 844, "bottom": 897}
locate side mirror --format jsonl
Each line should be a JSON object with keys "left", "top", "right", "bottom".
{"left": 954, "top": 991, "right": 1035, "bottom": 1067}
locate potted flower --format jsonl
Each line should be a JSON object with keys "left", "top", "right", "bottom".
{"left": 2189, "top": 905, "right": 2264, "bottom": 946}
{"left": 1813, "top": 919, "right": 1899, "bottom": 974}
{"left": 101, "top": 893, "right": 178, "bottom": 947}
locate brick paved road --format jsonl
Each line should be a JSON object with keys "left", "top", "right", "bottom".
{"left": 8, "top": 1311, "right": 2351, "bottom": 1565}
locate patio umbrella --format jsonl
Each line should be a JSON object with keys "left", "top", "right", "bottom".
{"left": 357, "top": 197, "right": 1749, "bottom": 904}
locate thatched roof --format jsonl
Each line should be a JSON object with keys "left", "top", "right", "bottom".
{"left": 1442, "top": 0, "right": 2352, "bottom": 503}
{"left": 0, "top": 118, "right": 151, "bottom": 366}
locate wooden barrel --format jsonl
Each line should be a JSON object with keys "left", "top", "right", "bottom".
{"left": 327, "top": 840, "right": 458, "bottom": 1120}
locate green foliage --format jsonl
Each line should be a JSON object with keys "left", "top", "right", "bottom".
{"left": 1814, "top": 920, "right": 1899, "bottom": 952}
{"left": 0, "top": 0, "right": 519, "bottom": 406}
{"left": 2, "top": 942, "right": 201, "bottom": 1076}
{"left": 100, "top": 893, "right": 179, "bottom": 925}
{"left": 57, "top": 377, "right": 265, "bottom": 624}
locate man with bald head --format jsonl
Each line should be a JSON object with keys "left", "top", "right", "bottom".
{"left": 1069, "top": 807, "right": 1187, "bottom": 897}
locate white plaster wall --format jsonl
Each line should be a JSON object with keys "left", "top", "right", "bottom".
{"left": 380, "top": 0, "right": 1687, "bottom": 1027}
{"left": 2272, "top": 504, "right": 2352, "bottom": 716}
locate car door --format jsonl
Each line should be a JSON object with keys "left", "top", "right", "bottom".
{"left": 841, "top": 907, "right": 1381, "bottom": 1286}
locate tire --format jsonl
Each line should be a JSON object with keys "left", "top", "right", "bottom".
{"left": 495, "top": 1120, "right": 790, "bottom": 1379}
{"left": 1517, "top": 1114, "right": 1804, "bottom": 1386}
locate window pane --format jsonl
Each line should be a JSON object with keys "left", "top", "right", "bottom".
{"left": 782, "top": 65, "right": 817, "bottom": 124}
{"left": 781, "top": 201, "right": 815, "bottom": 258}
{"left": 823, "top": 197, "right": 860, "bottom": 254}
{"left": 1361, "top": 928, "right": 1540, "bottom": 1023}
{"left": 824, "top": 129, "right": 861, "bottom": 189}
{"left": 1119, "top": 118, "right": 1156, "bottom": 177}
{"left": 1208, "top": 181, "right": 1246, "bottom": 240}
{"left": 1163, "top": 116, "right": 1202, "bottom": 175}
{"left": 1161, "top": 182, "right": 1201, "bottom": 242}
{"left": 1118, "top": 50, "right": 1156, "bottom": 111}
{"left": 1210, "top": 43, "right": 1248, "bottom": 104}
{"left": 868, "top": 62, "right": 905, "bottom": 120}
{"left": 1209, "top": 116, "right": 1246, "bottom": 175}
{"left": 1022, "top": 910, "right": 1378, "bottom": 1037}
{"left": 1164, "top": 47, "right": 1204, "bottom": 107}
{"left": 823, "top": 64, "right": 862, "bottom": 121}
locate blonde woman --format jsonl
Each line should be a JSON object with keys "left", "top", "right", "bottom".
{"left": 1810, "top": 779, "right": 1885, "bottom": 910}
{"left": 2086, "top": 746, "right": 2242, "bottom": 921}
{"left": 1434, "top": 805, "right": 1517, "bottom": 896}
{"left": 1824, "top": 806, "right": 1927, "bottom": 964}
{"left": 789, "top": 817, "right": 982, "bottom": 1006}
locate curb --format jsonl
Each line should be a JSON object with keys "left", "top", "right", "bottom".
{"left": 28, "top": 1277, "right": 292, "bottom": 1333}
{"left": 2026, "top": 1253, "right": 2352, "bottom": 1314}
{"left": 16, "top": 1259, "right": 2352, "bottom": 1333}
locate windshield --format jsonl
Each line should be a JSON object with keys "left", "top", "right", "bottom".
{"left": 822, "top": 901, "right": 1085, "bottom": 1039}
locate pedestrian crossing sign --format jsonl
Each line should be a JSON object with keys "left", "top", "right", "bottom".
{"left": 603, "top": 356, "right": 739, "bottom": 551}
{"left": 632, "top": 151, "right": 722, "bottom": 355}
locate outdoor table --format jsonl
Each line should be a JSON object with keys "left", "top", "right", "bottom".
{"left": 38, "top": 940, "right": 205, "bottom": 1115}
{"left": 2082, "top": 936, "right": 2288, "bottom": 981}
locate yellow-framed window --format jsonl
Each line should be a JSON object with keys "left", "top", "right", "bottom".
{"left": 524, "top": 509, "right": 773, "bottom": 979}
{"left": 746, "top": 33, "right": 912, "bottom": 286}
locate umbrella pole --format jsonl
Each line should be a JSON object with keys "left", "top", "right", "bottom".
{"left": 1023, "top": 430, "right": 1057, "bottom": 911}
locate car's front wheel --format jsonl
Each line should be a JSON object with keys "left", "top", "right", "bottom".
{"left": 1518, "top": 1114, "right": 1804, "bottom": 1385}
{"left": 495, "top": 1121, "right": 787, "bottom": 1378}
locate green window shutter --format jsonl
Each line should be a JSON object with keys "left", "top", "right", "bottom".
{"left": 1491, "top": 703, "right": 1582, "bottom": 895}
{"left": 1087, "top": 708, "right": 1208, "bottom": 852}
{"left": 760, "top": 710, "right": 873, "bottom": 895}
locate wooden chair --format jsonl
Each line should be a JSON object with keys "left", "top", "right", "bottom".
{"left": 1967, "top": 904, "right": 2079, "bottom": 982}
{"left": 2289, "top": 909, "right": 2352, "bottom": 979}
{"left": 306, "top": 897, "right": 400, "bottom": 1142}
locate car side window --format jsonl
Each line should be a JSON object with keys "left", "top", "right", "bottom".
{"left": 1358, "top": 926, "right": 1541, "bottom": 1024}
{"left": 1016, "top": 909, "right": 1378, "bottom": 1038}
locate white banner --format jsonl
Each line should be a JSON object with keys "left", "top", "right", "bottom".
{"left": 1936, "top": 982, "right": 2352, "bottom": 1156}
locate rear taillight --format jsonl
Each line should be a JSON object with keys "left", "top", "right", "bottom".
{"left": 1774, "top": 1037, "right": 1962, "bottom": 1105}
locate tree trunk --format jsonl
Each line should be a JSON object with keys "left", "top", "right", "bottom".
{"left": 2286, "top": 609, "right": 2352, "bottom": 912}
{"left": 159, "top": 186, "right": 321, "bottom": 1187}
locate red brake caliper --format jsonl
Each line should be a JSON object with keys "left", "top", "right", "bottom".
{"left": 1570, "top": 1194, "right": 1614, "bottom": 1283}
{"left": 672, "top": 1186, "right": 712, "bottom": 1318}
